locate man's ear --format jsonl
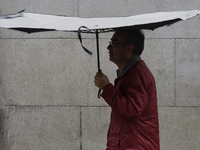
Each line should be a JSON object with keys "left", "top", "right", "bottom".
{"left": 126, "top": 45, "right": 134, "bottom": 55}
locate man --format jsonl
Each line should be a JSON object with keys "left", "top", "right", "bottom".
{"left": 94, "top": 29, "right": 160, "bottom": 150}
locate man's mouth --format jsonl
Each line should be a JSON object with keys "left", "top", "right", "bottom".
{"left": 109, "top": 52, "right": 113, "bottom": 56}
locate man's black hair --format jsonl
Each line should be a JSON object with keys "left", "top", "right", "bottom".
{"left": 120, "top": 29, "right": 145, "bottom": 55}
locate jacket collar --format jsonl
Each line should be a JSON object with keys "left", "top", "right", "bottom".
{"left": 116, "top": 55, "right": 141, "bottom": 77}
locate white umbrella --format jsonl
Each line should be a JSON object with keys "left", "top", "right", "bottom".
{"left": 1, "top": 9, "right": 200, "bottom": 97}
{"left": 0, "top": 9, "right": 200, "bottom": 32}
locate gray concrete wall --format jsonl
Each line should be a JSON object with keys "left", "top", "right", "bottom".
{"left": 0, "top": 1, "right": 200, "bottom": 150}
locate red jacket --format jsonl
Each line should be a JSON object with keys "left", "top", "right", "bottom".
{"left": 102, "top": 60, "right": 160, "bottom": 150}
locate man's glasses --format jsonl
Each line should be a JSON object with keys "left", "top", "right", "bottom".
{"left": 109, "top": 41, "right": 128, "bottom": 47}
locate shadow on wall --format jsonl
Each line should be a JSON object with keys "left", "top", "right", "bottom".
{"left": 0, "top": 108, "right": 6, "bottom": 150}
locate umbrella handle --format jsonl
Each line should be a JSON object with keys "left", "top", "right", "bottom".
{"left": 98, "top": 89, "right": 102, "bottom": 98}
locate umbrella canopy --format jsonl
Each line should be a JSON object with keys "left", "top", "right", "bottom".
{"left": 0, "top": 9, "right": 200, "bottom": 33}
{"left": 1, "top": 9, "right": 200, "bottom": 98}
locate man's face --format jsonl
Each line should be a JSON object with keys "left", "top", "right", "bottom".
{"left": 107, "top": 31, "right": 128, "bottom": 65}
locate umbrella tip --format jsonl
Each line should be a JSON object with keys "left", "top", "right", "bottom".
{"left": 0, "top": 9, "right": 26, "bottom": 19}
{"left": 18, "top": 9, "right": 26, "bottom": 13}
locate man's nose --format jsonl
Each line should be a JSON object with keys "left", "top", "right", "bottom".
{"left": 107, "top": 44, "right": 112, "bottom": 50}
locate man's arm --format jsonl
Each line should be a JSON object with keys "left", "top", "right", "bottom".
{"left": 95, "top": 70, "right": 149, "bottom": 122}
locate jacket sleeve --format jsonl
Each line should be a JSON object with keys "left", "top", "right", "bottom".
{"left": 102, "top": 71, "right": 150, "bottom": 122}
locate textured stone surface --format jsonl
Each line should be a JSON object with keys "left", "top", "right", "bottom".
{"left": 142, "top": 39, "right": 175, "bottom": 106}
{"left": 159, "top": 107, "right": 200, "bottom": 150}
{"left": 0, "top": 0, "right": 79, "bottom": 16}
{"left": 0, "top": 38, "right": 117, "bottom": 106}
{"left": 79, "top": 0, "right": 157, "bottom": 17}
{"left": 0, "top": 39, "right": 94, "bottom": 106}
{"left": 176, "top": 39, "right": 200, "bottom": 106}
{"left": 79, "top": 0, "right": 200, "bottom": 18}
{"left": 82, "top": 107, "right": 111, "bottom": 150}
{"left": 0, "top": 106, "right": 80, "bottom": 150}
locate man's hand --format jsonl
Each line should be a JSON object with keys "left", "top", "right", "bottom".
{"left": 94, "top": 70, "right": 110, "bottom": 90}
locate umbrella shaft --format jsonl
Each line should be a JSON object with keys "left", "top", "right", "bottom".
{"left": 96, "top": 30, "right": 101, "bottom": 72}
{"left": 96, "top": 30, "right": 102, "bottom": 98}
